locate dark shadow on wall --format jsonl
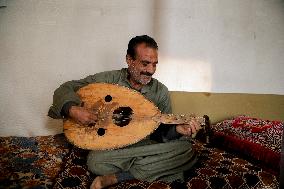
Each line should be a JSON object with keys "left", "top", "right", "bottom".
{"left": 0, "top": 0, "right": 6, "bottom": 8}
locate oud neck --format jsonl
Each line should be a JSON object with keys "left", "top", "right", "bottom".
{"left": 153, "top": 114, "right": 205, "bottom": 126}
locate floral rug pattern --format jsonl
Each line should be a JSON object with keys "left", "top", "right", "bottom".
{"left": 0, "top": 134, "right": 70, "bottom": 189}
{"left": 54, "top": 141, "right": 280, "bottom": 189}
{"left": 0, "top": 134, "right": 280, "bottom": 189}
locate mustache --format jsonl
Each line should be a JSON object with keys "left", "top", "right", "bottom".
{"left": 141, "top": 72, "right": 153, "bottom": 76}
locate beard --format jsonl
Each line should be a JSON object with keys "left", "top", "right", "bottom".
{"left": 128, "top": 67, "right": 152, "bottom": 85}
{"left": 138, "top": 74, "right": 152, "bottom": 85}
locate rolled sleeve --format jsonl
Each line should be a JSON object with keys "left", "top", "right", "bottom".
{"left": 48, "top": 75, "right": 96, "bottom": 119}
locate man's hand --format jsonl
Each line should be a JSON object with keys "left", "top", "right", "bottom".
{"left": 176, "top": 118, "right": 201, "bottom": 137}
{"left": 69, "top": 106, "right": 98, "bottom": 125}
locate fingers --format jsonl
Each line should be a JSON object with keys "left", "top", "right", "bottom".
{"left": 70, "top": 106, "right": 98, "bottom": 125}
{"left": 176, "top": 118, "right": 202, "bottom": 136}
{"left": 81, "top": 111, "right": 98, "bottom": 125}
{"left": 190, "top": 122, "right": 196, "bottom": 134}
{"left": 176, "top": 124, "right": 192, "bottom": 136}
{"left": 194, "top": 118, "right": 202, "bottom": 130}
{"left": 88, "top": 112, "right": 98, "bottom": 123}
{"left": 186, "top": 126, "right": 192, "bottom": 136}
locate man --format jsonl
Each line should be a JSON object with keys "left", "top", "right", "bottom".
{"left": 48, "top": 35, "right": 201, "bottom": 189}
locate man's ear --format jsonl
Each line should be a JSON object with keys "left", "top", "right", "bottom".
{"left": 126, "top": 55, "right": 133, "bottom": 66}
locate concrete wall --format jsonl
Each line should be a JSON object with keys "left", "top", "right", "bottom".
{"left": 0, "top": 0, "right": 283, "bottom": 136}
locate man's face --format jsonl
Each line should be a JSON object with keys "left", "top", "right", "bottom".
{"left": 127, "top": 43, "right": 158, "bottom": 86}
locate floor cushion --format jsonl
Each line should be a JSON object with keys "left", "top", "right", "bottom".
{"left": 211, "top": 115, "right": 283, "bottom": 175}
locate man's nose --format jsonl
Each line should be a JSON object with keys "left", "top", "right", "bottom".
{"left": 146, "top": 64, "right": 156, "bottom": 74}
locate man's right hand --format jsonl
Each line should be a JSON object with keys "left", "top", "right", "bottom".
{"left": 69, "top": 106, "right": 98, "bottom": 125}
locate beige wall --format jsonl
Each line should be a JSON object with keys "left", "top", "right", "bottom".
{"left": 171, "top": 92, "right": 284, "bottom": 124}
{"left": 0, "top": 0, "right": 284, "bottom": 136}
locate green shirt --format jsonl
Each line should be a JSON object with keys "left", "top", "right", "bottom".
{"left": 48, "top": 68, "right": 172, "bottom": 119}
{"left": 48, "top": 68, "right": 179, "bottom": 141}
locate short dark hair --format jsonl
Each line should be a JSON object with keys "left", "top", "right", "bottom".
{"left": 127, "top": 35, "right": 158, "bottom": 59}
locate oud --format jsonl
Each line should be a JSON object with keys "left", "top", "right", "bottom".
{"left": 63, "top": 83, "right": 205, "bottom": 150}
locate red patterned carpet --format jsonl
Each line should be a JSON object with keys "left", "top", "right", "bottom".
{"left": 0, "top": 133, "right": 280, "bottom": 189}
{"left": 0, "top": 134, "right": 70, "bottom": 188}
{"left": 53, "top": 140, "right": 280, "bottom": 189}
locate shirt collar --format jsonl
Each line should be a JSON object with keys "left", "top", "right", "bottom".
{"left": 119, "top": 68, "right": 152, "bottom": 94}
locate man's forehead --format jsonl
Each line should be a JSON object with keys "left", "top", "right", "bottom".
{"left": 135, "top": 43, "right": 158, "bottom": 57}
{"left": 136, "top": 43, "right": 155, "bottom": 50}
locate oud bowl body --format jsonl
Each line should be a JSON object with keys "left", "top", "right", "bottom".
{"left": 63, "top": 83, "right": 161, "bottom": 150}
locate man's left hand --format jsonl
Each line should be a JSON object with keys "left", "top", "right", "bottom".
{"left": 176, "top": 118, "right": 201, "bottom": 137}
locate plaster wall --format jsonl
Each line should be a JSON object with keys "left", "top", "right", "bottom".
{"left": 0, "top": 0, "right": 283, "bottom": 136}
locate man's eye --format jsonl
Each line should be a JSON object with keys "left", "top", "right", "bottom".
{"left": 142, "top": 63, "right": 148, "bottom": 66}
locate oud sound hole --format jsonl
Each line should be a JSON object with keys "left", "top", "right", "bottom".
{"left": 105, "top": 95, "right": 112, "bottom": 102}
{"left": 97, "top": 128, "right": 106, "bottom": 136}
{"left": 112, "top": 107, "right": 133, "bottom": 127}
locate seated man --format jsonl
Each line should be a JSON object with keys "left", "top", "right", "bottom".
{"left": 48, "top": 35, "right": 201, "bottom": 189}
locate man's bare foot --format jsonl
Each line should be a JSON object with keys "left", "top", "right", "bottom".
{"left": 90, "top": 174, "right": 118, "bottom": 189}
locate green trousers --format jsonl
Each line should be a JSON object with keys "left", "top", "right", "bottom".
{"left": 87, "top": 138, "right": 197, "bottom": 182}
